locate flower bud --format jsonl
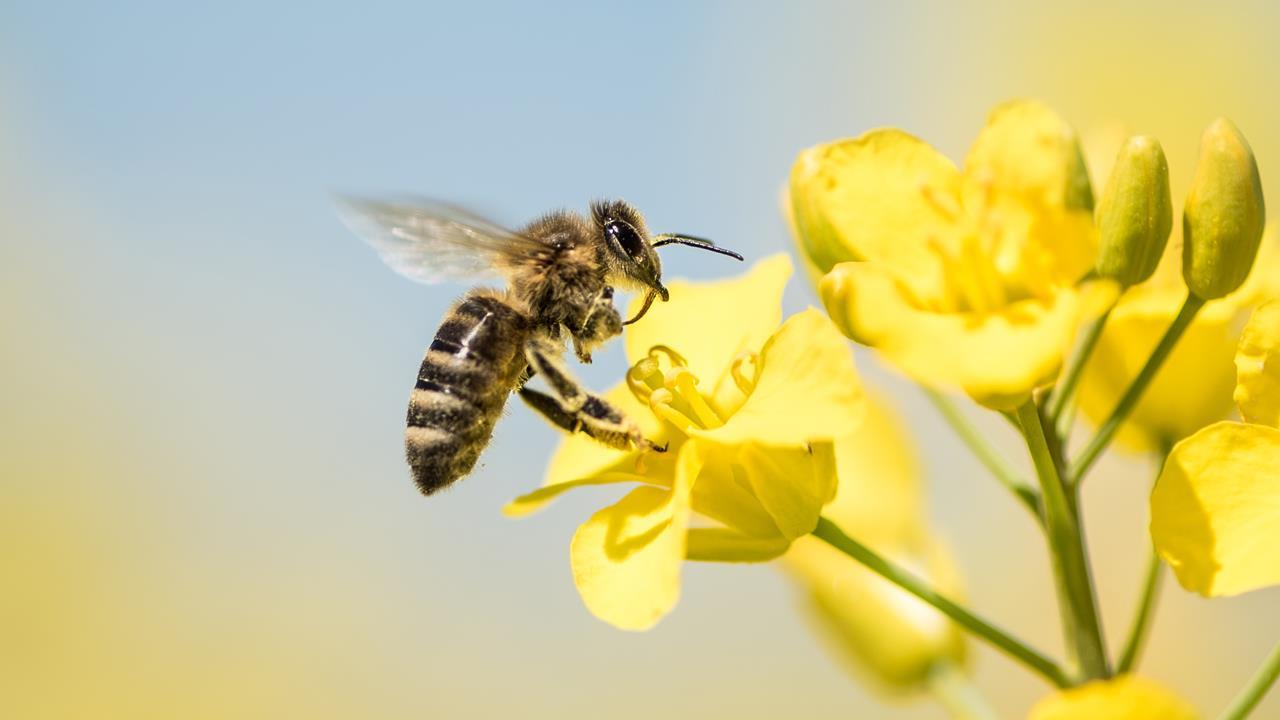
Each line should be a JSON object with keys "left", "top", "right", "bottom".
{"left": 1065, "top": 137, "right": 1096, "bottom": 212}
{"left": 1182, "top": 118, "right": 1266, "bottom": 300}
{"left": 787, "top": 537, "right": 967, "bottom": 693}
{"left": 1094, "top": 136, "right": 1172, "bottom": 287}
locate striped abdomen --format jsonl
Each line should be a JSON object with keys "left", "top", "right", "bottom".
{"left": 406, "top": 292, "right": 531, "bottom": 495}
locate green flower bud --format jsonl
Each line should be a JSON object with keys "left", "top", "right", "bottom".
{"left": 1095, "top": 136, "right": 1172, "bottom": 287}
{"left": 1065, "top": 136, "right": 1096, "bottom": 212}
{"left": 1182, "top": 117, "right": 1266, "bottom": 300}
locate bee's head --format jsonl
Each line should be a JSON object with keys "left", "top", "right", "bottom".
{"left": 591, "top": 199, "right": 743, "bottom": 325}
{"left": 592, "top": 199, "right": 666, "bottom": 301}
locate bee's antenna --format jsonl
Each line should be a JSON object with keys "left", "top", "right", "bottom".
{"left": 652, "top": 234, "right": 745, "bottom": 261}
{"left": 623, "top": 289, "right": 660, "bottom": 326}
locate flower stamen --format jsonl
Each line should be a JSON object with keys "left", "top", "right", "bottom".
{"left": 647, "top": 345, "right": 688, "bottom": 367}
{"left": 648, "top": 388, "right": 698, "bottom": 435}
{"left": 666, "top": 368, "right": 724, "bottom": 429}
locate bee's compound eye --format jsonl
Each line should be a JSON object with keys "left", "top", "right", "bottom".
{"left": 605, "top": 220, "right": 647, "bottom": 260}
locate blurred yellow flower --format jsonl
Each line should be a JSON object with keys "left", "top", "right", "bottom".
{"left": 784, "top": 393, "right": 966, "bottom": 694}
{"left": 1027, "top": 675, "right": 1198, "bottom": 720}
{"left": 1151, "top": 301, "right": 1280, "bottom": 597}
{"left": 790, "top": 99, "right": 1113, "bottom": 409}
{"left": 505, "top": 254, "right": 866, "bottom": 630}
{"left": 1078, "top": 230, "right": 1280, "bottom": 452}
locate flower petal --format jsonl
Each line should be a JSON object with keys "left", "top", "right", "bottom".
{"left": 1151, "top": 422, "right": 1280, "bottom": 597}
{"left": 508, "top": 382, "right": 671, "bottom": 517}
{"left": 963, "top": 99, "right": 1091, "bottom": 212}
{"left": 1235, "top": 301, "right": 1280, "bottom": 428}
{"left": 685, "top": 528, "right": 789, "bottom": 562}
{"left": 504, "top": 473, "right": 662, "bottom": 518}
{"left": 1079, "top": 286, "right": 1242, "bottom": 451}
{"left": 963, "top": 100, "right": 1097, "bottom": 288}
{"left": 695, "top": 308, "right": 865, "bottom": 446}
{"left": 728, "top": 442, "right": 837, "bottom": 541}
{"left": 688, "top": 453, "right": 782, "bottom": 538}
{"left": 1027, "top": 675, "right": 1198, "bottom": 720}
{"left": 569, "top": 445, "right": 699, "bottom": 630}
{"left": 789, "top": 129, "right": 959, "bottom": 291}
{"left": 821, "top": 261, "right": 1113, "bottom": 409}
{"left": 624, "top": 254, "right": 790, "bottom": 399}
{"left": 535, "top": 379, "right": 670, "bottom": 484}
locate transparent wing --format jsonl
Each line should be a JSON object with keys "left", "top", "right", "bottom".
{"left": 336, "top": 196, "right": 547, "bottom": 284}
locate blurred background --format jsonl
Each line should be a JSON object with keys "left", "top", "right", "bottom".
{"left": 3, "top": 1, "right": 1278, "bottom": 717}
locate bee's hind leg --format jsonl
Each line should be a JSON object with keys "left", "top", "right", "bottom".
{"left": 520, "top": 339, "right": 663, "bottom": 452}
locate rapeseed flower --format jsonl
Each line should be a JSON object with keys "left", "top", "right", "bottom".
{"left": 506, "top": 255, "right": 866, "bottom": 629}
{"left": 1151, "top": 301, "right": 1280, "bottom": 597}
{"left": 1028, "top": 675, "right": 1198, "bottom": 720}
{"left": 789, "top": 99, "right": 1113, "bottom": 409}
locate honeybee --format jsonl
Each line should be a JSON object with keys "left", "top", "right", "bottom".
{"left": 338, "top": 197, "right": 743, "bottom": 495}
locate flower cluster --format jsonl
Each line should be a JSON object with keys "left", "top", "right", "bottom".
{"left": 507, "top": 99, "right": 1278, "bottom": 717}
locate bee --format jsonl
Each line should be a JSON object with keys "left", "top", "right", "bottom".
{"left": 338, "top": 197, "right": 743, "bottom": 496}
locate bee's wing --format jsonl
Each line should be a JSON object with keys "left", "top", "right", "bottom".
{"left": 336, "top": 196, "right": 547, "bottom": 284}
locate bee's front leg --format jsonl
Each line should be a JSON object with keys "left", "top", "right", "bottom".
{"left": 520, "top": 338, "right": 663, "bottom": 452}
{"left": 570, "top": 286, "right": 623, "bottom": 364}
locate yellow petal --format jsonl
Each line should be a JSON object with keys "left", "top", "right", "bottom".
{"left": 569, "top": 445, "right": 699, "bottom": 630}
{"left": 962, "top": 100, "right": 1097, "bottom": 289}
{"left": 1151, "top": 422, "right": 1280, "bottom": 596}
{"left": 821, "top": 261, "right": 1112, "bottom": 409}
{"left": 685, "top": 527, "right": 789, "bottom": 562}
{"left": 825, "top": 390, "right": 926, "bottom": 546}
{"left": 732, "top": 442, "right": 837, "bottom": 541}
{"left": 508, "top": 382, "right": 671, "bottom": 517}
{"left": 695, "top": 308, "right": 864, "bottom": 446}
{"left": 624, "top": 254, "right": 791, "bottom": 400}
{"left": 789, "top": 129, "right": 959, "bottom": 293}
{"left": 688, "top": 453, "right": 783, "bottom": 538}
{"left": 504, "top": 473, "right": 664, "bottom": 518}
{"left": 1027, "top": 675, "right": 1198, "bottom": 720}
{"left": 785, "top": 535, "right": 966, "bottom": 693}
{"left": 963, "top": 99, "right": 1091, "bottom": 212}
{"left": 1079, "top": 286, "right": 1244, "bottom": 451}
{"left": 1235, "top": 301, "right": 1280, "bottom": 428}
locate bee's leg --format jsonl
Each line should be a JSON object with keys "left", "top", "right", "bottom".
{"left": 521, "top": 339, "right": 663, "bottom": 452}
{"left": 570, "top": 286, "right": 622, "bottom": 364}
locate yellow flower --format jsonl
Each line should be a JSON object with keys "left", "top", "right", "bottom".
{"left": 784, "top": 393, "right": 966, "bottom": 693}
{"left": 505, "top": 254, "right": 866, "bottom": 630}
{"left": 1027, "top": 675, "right": 1198, "bottom": 720}
{"left": 1078, "top": 229, "right": 1280, "bottom": 452}
{"left": 1151, "top": 301, "right": 1280, "bottom": 597}
{"left": 790, "top": 99, "right": 1113, "bottom": 409}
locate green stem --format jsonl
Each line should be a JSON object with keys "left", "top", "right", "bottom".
{"left": 1219, "top": 640, "right": 1280, "bottom": 720}
{"left": 1016, "top": 401, "right": 1110, "bottom": 680}
{"left": 1116, "top": 445, "right": 1174, "bottom": 675}
{"left": 927, "top": 661, "right": 1000, "bottom": 720}
{"left": 1070, "top": 293, "right": 1205, "bottom": 482}
{"left": 1115, "top": 547, "right": 1163, "bottom": 674}
{"left": 1047, "top": 306, "right": 1113, "bottom": 427}
{"left": 924, "top": 387, "right": 1042, "bottom": 520}
{"left": 812, "top": 516, "right": 1070, "bottom": 689}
